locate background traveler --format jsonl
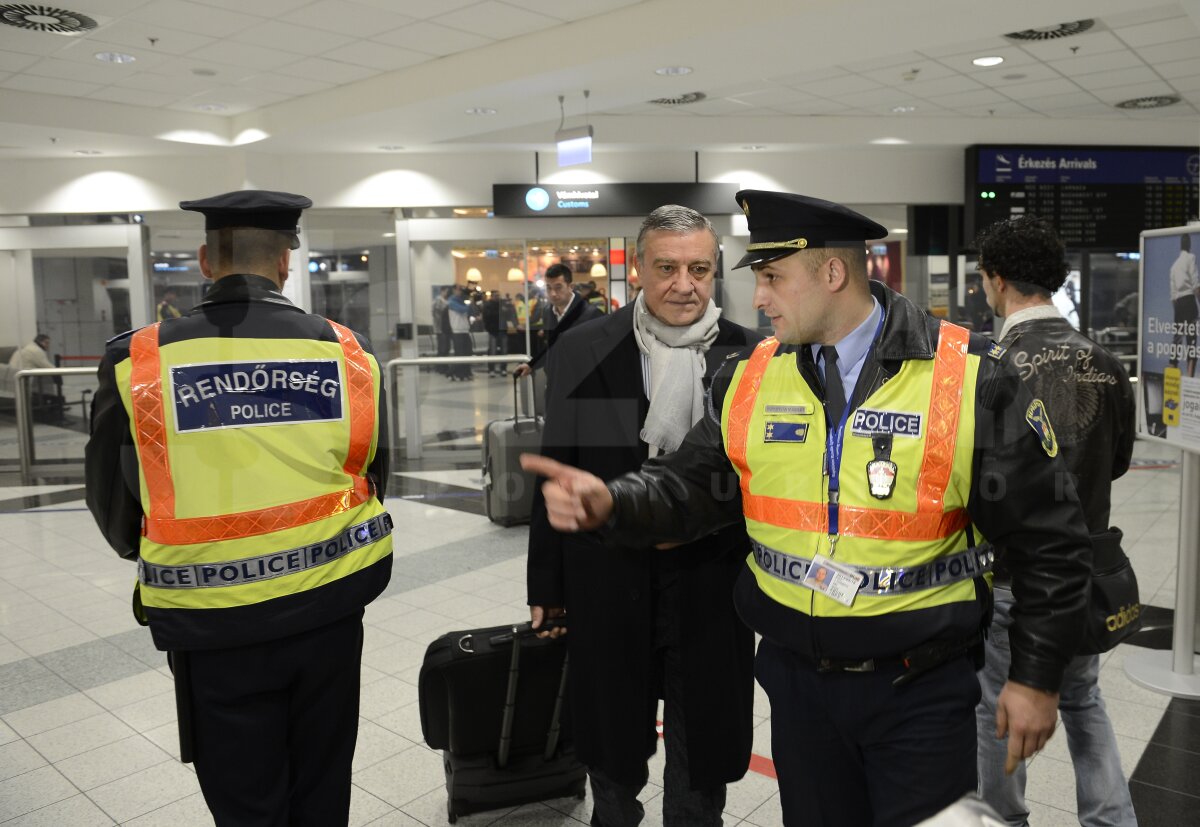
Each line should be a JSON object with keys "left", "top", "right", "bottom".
{"left": 84, "top": 189, "right": 393, "bottom": 827}
{"left": 432, "top": 286, "right": 452, "bottom": 375}
{"left": 527, "top": 205, "right": 759, "bottom": 827}
{"left": 974, "top": 215, "right": 1137, "bottom": 827}
{"left": 447, "top": 285, "right": 474, "bottom": 381}
{"left": 513, "top": 262, "right": 601, "bottom": 379}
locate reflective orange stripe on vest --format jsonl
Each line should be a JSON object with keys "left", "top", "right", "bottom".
{"left": 129, "top": 321, "right": 375, "bottom": 546}
{"left": 728, "top": 321, "right": 971, "bottom": 541}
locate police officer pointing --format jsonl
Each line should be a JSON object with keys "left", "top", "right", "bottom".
{"left": 85, "top": 190, "right": 393, "bottom": 826}
{"left": 523, "top": 190, "right": 1091, "bottom": 827}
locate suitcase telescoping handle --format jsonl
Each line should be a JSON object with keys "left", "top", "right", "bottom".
{"left": 492, "top": 620, "right": 569, "bottom": 769}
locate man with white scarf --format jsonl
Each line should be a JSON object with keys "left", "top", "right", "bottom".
{"left": 527, "top": 205, "right": 761, "bottom": 827}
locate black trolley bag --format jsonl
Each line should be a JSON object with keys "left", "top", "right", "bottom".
{"left": 481, "top": 375, "right": 543, "bottom": 526}
{"left": 418, "top": 620, "right": 586, "bottom": 823}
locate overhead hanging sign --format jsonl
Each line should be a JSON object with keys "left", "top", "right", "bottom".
{"left": 1139, "top": 225, "right": 1200, "bottom": 455}
{"left": 492, "top": 183, "right": 741, "bottom": 218}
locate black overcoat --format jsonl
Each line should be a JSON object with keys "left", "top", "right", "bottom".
{"left": 527, "top": 303, "right": 759, "bottom": 787}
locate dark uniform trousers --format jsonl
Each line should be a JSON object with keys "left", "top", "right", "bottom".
{"left": 185, "top": 610, "right": 365, "bottom": 827}
{"left": 755, "top": 639, "right": 979, "bottom": 827}
{"left": 587, "top": 569, "right": 727, "bottom": 827}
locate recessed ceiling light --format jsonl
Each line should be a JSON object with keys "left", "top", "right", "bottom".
{"left": 655, "top": 66, "right": 692, "bottom": 76}
{"left": 379, "top": 145, "right": 404, "bottom": 151}
{"left": 74, "top": 149, "right": 101, "bottom": 155}
{"left": 196, "top": 103, "right": 227, "bottom": 112}
{"left": 382, "top": 232, "right": 396, "bottom": 238}
{"left": 94, "top": 51, "right": 136, "bottom": 64}
{"left": 191, "top": 68, "right": 217, "bottom": 77}
{"left": 891, "top": 105, "right": 917, "bottom": 114}
{"left": 742, "top": 145, "right": 766, "bottom": 150}
{"left": 972, "top": 56, "right": 1004, "bottom": 67}
{"left": 465, "top": 107, "right": 496, "bottom": 115}
{"left": 871, "top": 137, "right": 910, "bottom": 145}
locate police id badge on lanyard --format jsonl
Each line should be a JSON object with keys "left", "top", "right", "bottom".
{"left": 802, "top": 554, "right": 861, "bottom": 606}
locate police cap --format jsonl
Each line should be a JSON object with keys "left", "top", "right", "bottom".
{"left": 179, "top": 189, "right": 312, "bottom": 249}
{"left": 733, "top": 189, "right": 887, "bottom": 269}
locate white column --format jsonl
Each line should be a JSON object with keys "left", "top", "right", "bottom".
{"left": 0, "top": 216, "right": 35, "bottom": 348}
{"left": 126, "top": 224, "right": 152, "bottom": 329}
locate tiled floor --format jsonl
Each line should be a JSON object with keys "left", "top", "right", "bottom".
{"left": 0, "top": 374, "right": 1196, "bottom": 825}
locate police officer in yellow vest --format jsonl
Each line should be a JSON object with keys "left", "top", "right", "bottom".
{"left": 522, "top": 190, "right": 1091, "bottom": 827}
{"left": 85, "top": 190, "right": 393, "bottom": 827}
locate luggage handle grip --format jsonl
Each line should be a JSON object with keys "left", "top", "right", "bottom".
{"left": 455, "top": 617, "right": 565, "bottom": 653}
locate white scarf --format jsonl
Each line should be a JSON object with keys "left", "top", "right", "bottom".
{"left": 633, "top": 291, "right": 722, "bottom": 454}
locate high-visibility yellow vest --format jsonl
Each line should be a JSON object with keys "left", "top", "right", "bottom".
{"left": 721, "top": 322, "right": 989, "bottom": 621}
{"left": 118, "top": 320, "right": 392, "bottom": 615}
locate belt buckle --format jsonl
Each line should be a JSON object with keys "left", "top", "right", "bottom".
{"left": 817, "top": 657, "right": 875, "bottom": 673}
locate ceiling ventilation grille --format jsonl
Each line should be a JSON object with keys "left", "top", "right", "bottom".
{"left": 1115, "top": 95, "right": 1180, "bottom": 110}
{"left": 0, "top": 4, "right": 97, "bottom": 34}
{"left": 1004, "top": 20, "right": 1094, "bottom": 41}
{"left": 649, "top": 91, "right": 707, "bottom": 106}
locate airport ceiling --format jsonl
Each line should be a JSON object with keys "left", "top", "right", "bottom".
{"left": 0, "top": 0, "right": 1197, "bottom": 160}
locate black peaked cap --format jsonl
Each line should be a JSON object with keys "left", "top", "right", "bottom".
{"left": 734, "top": 189, "right": 888, "bottom": 269}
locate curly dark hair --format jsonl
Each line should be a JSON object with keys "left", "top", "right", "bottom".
{"left": 974, "top": 216, "right": 1068, "bottom": 296}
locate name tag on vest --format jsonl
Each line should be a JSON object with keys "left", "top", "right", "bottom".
{"left": 764, "top": 422, "right": 809, "bottom": 443}
{"left": 171, "top": 360, "right": 344, "bottom": 432}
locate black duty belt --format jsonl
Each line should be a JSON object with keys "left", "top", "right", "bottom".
{"left": 815, "top": 633, "right": 983, "bottom": 687}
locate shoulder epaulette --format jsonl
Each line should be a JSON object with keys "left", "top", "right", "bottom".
{"left": 986, "top": 341, "right": 1007, "bottom": 360}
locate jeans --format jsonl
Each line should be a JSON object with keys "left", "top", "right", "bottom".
{"left": 977, "top": 588, "right": 1137, "bottom": 826}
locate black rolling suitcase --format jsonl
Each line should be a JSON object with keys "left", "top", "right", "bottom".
{"left": 418, "top": 620, "right": 586, "bottom": 823}
{"left": 481, "top": 377, "right": 543, "bottom": 526}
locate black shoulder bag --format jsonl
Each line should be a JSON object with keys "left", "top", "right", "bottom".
{"left": 1078, "top": 527, "right": 1143, "bottom": 655}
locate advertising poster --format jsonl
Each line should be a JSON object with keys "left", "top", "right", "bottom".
{"left": 1139, "top": 226, "right": 1200, "bottom": 453}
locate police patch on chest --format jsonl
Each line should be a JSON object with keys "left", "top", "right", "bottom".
{"left": 866, "top": 459, "right": 898, "bottom": 499}
{"left": 171, "top": 360, "right": 344, "bottom": 433}
{"left": 763, "top": 422, "right": 809, "bottom": 443}
{"left": 850, "top": 408, "right": 923, "bottom": 438}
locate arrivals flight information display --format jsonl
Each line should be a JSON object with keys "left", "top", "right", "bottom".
{"left": 965, "top": 145, "right": 1199, "bottom": 249}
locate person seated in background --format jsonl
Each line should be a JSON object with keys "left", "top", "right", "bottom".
{"left": 8, "top": 333, "right": 62, "bottom": 421}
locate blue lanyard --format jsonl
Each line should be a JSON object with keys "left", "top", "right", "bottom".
{"left": 824, "top": 311, "right": 886, "bottom": 537}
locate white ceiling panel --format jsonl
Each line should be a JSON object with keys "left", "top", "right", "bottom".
{"left": 0, "top": 51, "right": 40, "bottom": 72}
{"left": 350, "top": 0, "right": 479, "bottom": 17}
{"left": 279, "top": 56, "right": 377, "bottom": 84}
{"left": 86, "top": 19, "right": 216, "bottom": 55}
{"left": 188, "top": 0, "right": 316, "bottom": 15}
{"left": 286, "top": 0, "right": 417, "bottom": 39}
{"left": 856, "top": 60, "right": 959, "bottom": 87}
{"left": 1015, "top": 30, "right": 1128, "bottom": 61}
{"left": 54, "top": 38, "right": 171, "bottom": 69}
{"left": 977, "top": 63, "right": 1066, "bottom": 87}
{"left": 1091, "top": 80, "right": 1184, "bottom": 102}
{"left": 901, "top": 75, "right": 986, "bottom": 99}
{"left": 933, "top": 46, "right": 1041, "bottom": 73}
{"left": 127, "top": 0, "right": 269, "bottom": 37}
{"left": 88, "top": 86, "right": 182, "bottom": 107}
{"left": 995, "top": 77, "right": 1082, "bottom": 99}
{"left": 1102, "top": 4, "right": 1187, "bottom": 28}
{"left": 1137, "top": 38, "right": 1200, "bottom": 65}
{"left": 501, "top": 0, "right": 643, "bottom": 22}
{"left": 1, "top": 75, "right": 102, "bottom": 97}
{"left": 196, "top": 40, "right": 300, "bottom": 71}
{"left": 230, "top": 20, "right": 355, "bottom": 55}
{"left": 370, "top": 21, "right": 492, "bottom": 55}
{"left": 1169, "top": 74, "right": 1200, "bottom": 92}
{"left": 862, "top": 102, "right": 953, "bottom": 117}
{"left": 149, "top": 55, "right": 252, "bottom": 82}
{"left": 235, "top": 72, "right": 335, "bottom": 96}
{"left": 920, "top": 36, "right": 1011, "bottom": 59}
{"left": 1156, "top": 57, "right": 1200, "bottom": 80}
{"left": 799, "top": 74, "right": 884, "bottom": 97}
{"left": 431, "top": 2, "right": 560, "bottom": 40}
{"left": 927, "top": 88, "right": 1011, "bottom": 108}
{"left": 71, "top": 0, "right": 158, "bottom": 13}
{"left": 1073, "top": 66, "right": 1160, "bottom": 91}
{"left": 23, "top": 58, "right": 138, "bottom": 83}
{"left": 0, "top": 29, "right": 85, "bottom": 57}
{"left": 1047, "top": 49, "right": 1144, "bottom": 76}
{"left": 769, "top": 99, "right": 854, "bottom": 116}
{"left": 1020, "top": 91, "right": 1106, "bottom": 110}
{"left": 680, "top": 98, "right": 756, "bottom": 116}
{"left": 1113, "top": 17, "right": 1199, "bottom": 48}
{"left": 841, "top": 52, "right": 928, "bottom": 74}
{"left": 955, "top": 101, "right": 1039, "bottom": 118}
{"left": 769, "top": 65, "right": 851, "bottom": 86}
{"left": 109, "top": 71, "right": 218, "bottom": 94}
{"left": 318, "top": 41, "right": 428, "bottom": 72}
{"left": 835, "top": 87, "right": 917, "bottom": 109}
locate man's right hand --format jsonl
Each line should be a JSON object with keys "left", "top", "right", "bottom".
{"left": 513, "top": 364, "right": 532, "bottom": 378}
{"left": 530, "top": 605, "right": 566, "bottom": 639}
{"left": 520, "top": 454, "right": 613, "bottom": 531}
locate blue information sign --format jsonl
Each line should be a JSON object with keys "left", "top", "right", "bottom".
{"left": 171, "top": 360, "right": 344, "bottom": 432}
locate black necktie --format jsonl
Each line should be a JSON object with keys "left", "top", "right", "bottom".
{"left": 821, "top": 345, "right": 846, "bottom": 424}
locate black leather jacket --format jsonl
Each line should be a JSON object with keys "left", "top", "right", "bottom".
{"left": 602, "top": 282, "right": 1091, "bottom": 693}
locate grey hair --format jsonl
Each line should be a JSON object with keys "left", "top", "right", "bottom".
{"left": 635, "top": 204, "right": 719, "bottom": 262}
